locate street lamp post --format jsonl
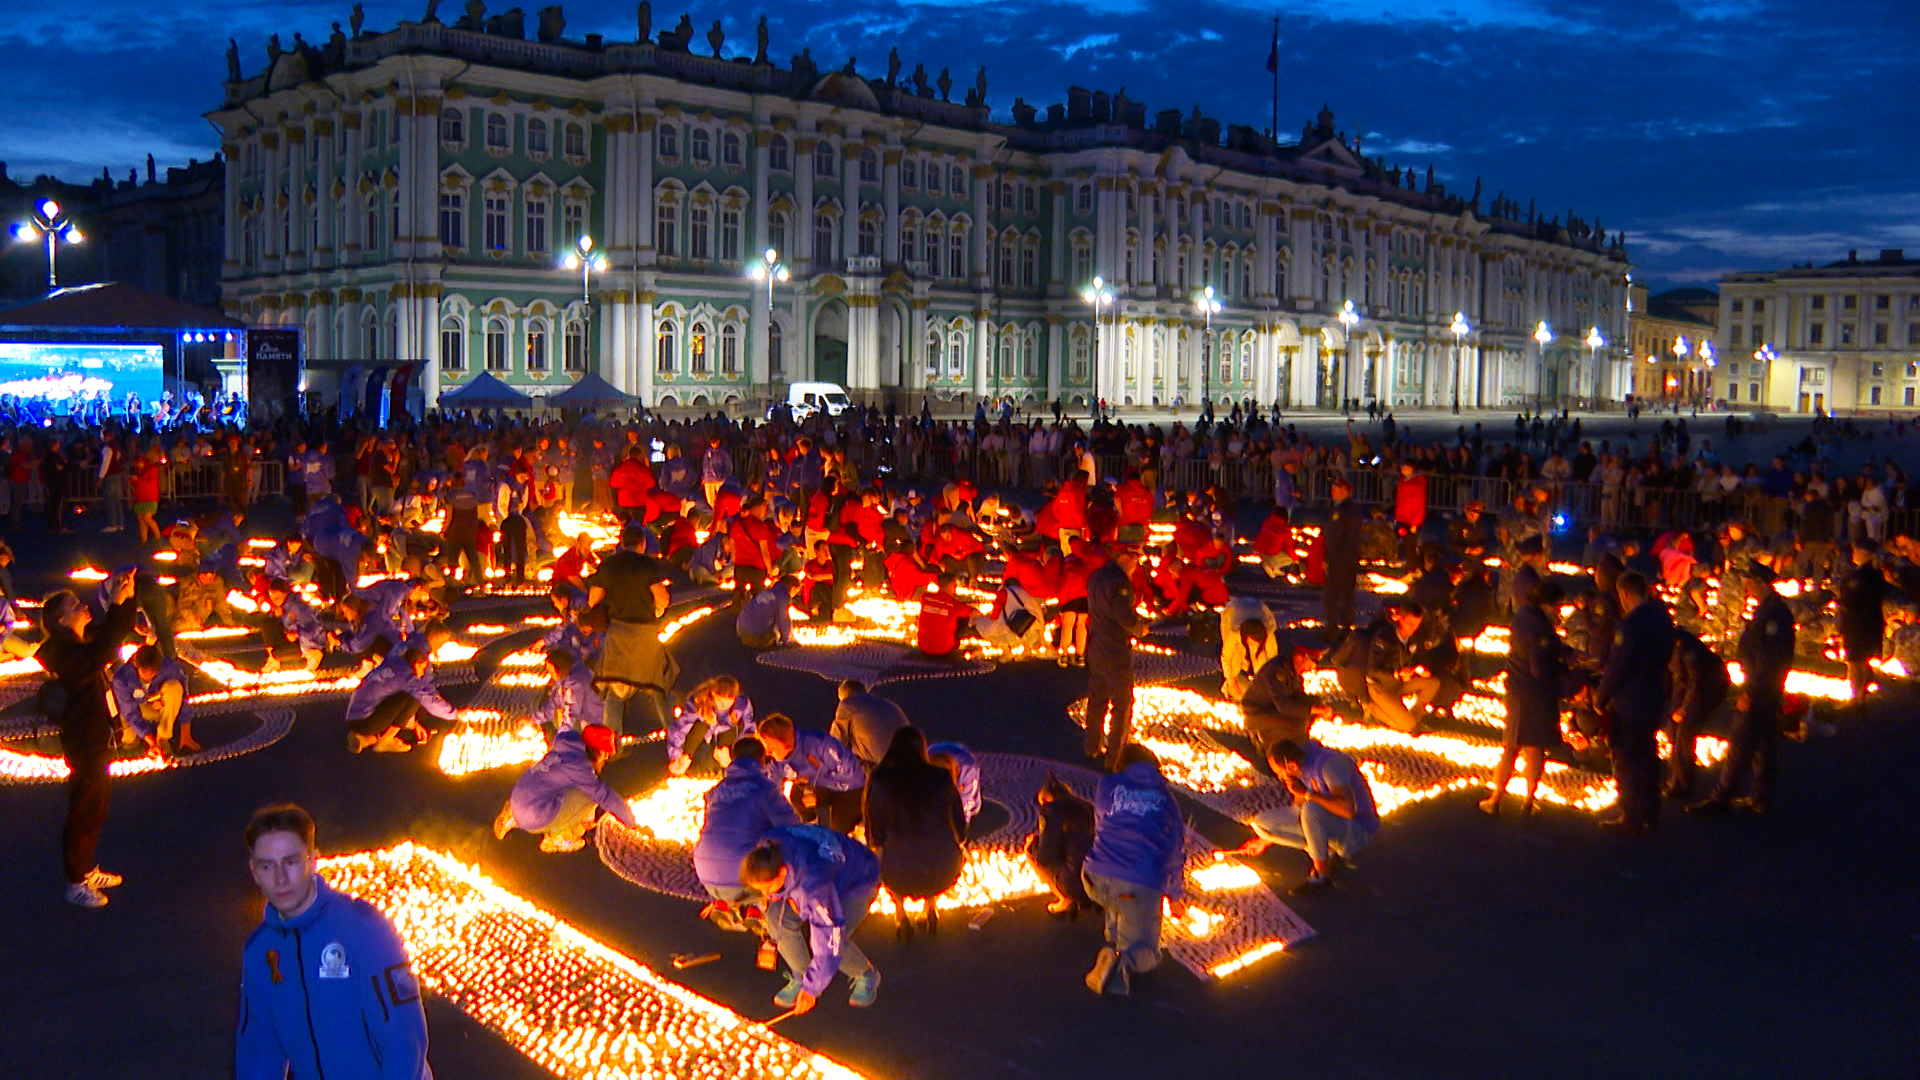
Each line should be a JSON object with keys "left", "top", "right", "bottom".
{"left": 1080, "top": 276, "right": 1114, "bottom": 419}
{"left": 1195, "top": 284, "right": 1222, "bottom": 419}
{"left": 747, "top": 247, "right": 791, "bottom": 392}
{"left": 11, "top": 199, "right": 84, "bottom": 289}
{"left": 1584, "top": 326, "right": 1604, "bottom": 409}
{"left": 1337, "top": 299, "right": 1359, "bottom": 413}
{"left": 1698, "top": 340, "right": 1715, "bottom": 407}
{"left": 1449, "top": 311, "right": 1469, "bottom": 414}
{"left": 561, "top": 233, "right": 608, "bottom": 309}
{"left": 1533, "top": 320, "right": 1553, "bottom": 415}
{"left": 1671, "top": 335, "right": 1690, "bottom": 408}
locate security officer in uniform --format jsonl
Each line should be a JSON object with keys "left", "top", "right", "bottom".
{"left": 1594, "top": 570, "right": 1673, "bottom": 834}
{"left": 1320, "top": 477, "right": 1363, "bottom": 634}
{"left": 1085, "top": 544, "right": 1149, "bottom": 772}
{"left": 1692, "top": 565, "right": 1795, "bottom": 815}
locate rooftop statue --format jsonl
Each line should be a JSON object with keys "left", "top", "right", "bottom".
{"left": 226, "top": 37, "right": 242, "bottom": 81}
{"left": 886, "top": 46, "right": 900, "bottom": 86}
{"left": 635, "top": 1, "right": 649, "bottom": 42}
{"left": 706, "top": 18, "right": 724, "bottom": 57}
{"left": 458, "top": 0, "right": 485, "bottom": 30}
{"left": 911, "top": 63, "right": 929, "bottom": 98}
{"left": 662, "top": 14, "right": 693, "bottom": 52}
{"left": 842, "top": 55, "right": 857, "bottom": 77}
{"left": 266, "top": 33, "right": 283, "bottom": 63}
{"left": 537, "top": 5, "right": 565, "bottom": 43}
{"left": 936, "top": 66, "right": 952, "bottom": 102}
{"left": 353, "top": 2, "right": 367, "bottom": 34}
{"left": 753, "top": 15, "right": 768, "bottom": 64}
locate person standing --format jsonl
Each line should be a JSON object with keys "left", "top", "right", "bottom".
{"left": 1835, "top": 541, "right": 1897, "bottom": 708}
{"left": 37, "top": 574, "right": 139, "bottom": 907}
{"left": 863, "top": 727, "right": 967, "bottom": 939}
{"left": 1084, "top": 545, "right": 1148, "bottom": 772}
{"left": 587, "top": 520, "right": 676, "bottom": 736}
{"left": 1080, "top": 744, "right": 1186, "bottom": 996}
{"left": 739, "top": 825, "right": 883, "bottom": 1013}
{"left": 1594, "top": 571, "right": 1673, "bottom": 834}
{"left": 1664, "top": 626, "right": 1730, "bottom": 800}
{"left": 1483, "top": 580, "right": 1570, "bottom": 817}
{"left": 1320, "top": 477, "right": 1362, "bottom": 633}
{"left": 1692, "top": 566, "right": 1796, "bottom": 816}
{"left": 236, "top": 804, "right": 430, "bottom": 1079}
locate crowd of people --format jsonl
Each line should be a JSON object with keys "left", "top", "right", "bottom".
{"left": 17, "top": 394, "right": 1918, "bottom": 1072}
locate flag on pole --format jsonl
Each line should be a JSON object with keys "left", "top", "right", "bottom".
{"left": 1265, "top": 21, "right": 1279, "bottom": 72}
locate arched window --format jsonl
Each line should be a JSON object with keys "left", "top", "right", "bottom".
{"left": 949, "top": 165, "right": 964, "bottom": 193}
{"left": 1000, "top": 182, "right": 1014, "bottom": 211}
{"left": 721, "top": 131, "right": 742, "bottom": 167}
{"left": 439, "top": 107, "right": 464, "bottom": 145}
{"left": 948, "top": 230, "right": 965, "bottom": 278}
{"left": 947, "top": 329, "right": 966, "bottom": 378}
{"left": 768, "top": 135, "right": 790, "bottom": 172}
{"left": 999, "top": 235, "right": 1016, "bottom": 286}
{"left": 656, "top": 124, "right": 679, "bottom": 159}
{"left": 997, "top": 334, "right": 1014, "bottom": 380}
{"left": 563, "top": 123, "right": 586, "bottom": 159}
{"left": 720, "top": 324, "right": 740, "bottom": 374}
{"left": 690, "top": 129, "right": 711, "bottom": 164}
{"left": 1071, "top": 329, "right": 1089, "bottom": 381}
{"left": 859, "top": 148, "right": 879, "bottom": 183}
{"left": 526, "top": 320, "right": 549, "bottom": 371}
{"left": 1122, "top": 331, "right": 1137, "bottom": 380}
{"left": 655, "top": 319, "right": 678, "bottom": 374}
{"left": 485, "top": 317, "right": 509, "bottom": 371}
{"left": 690, "top": 321, "right": 710, "bottom": 374}
{"left": 900, "top": 222, "right": 919, "bottom": 264}
{"left": 1239, "top": 338, "right": 1254, "bottom": 385}
{"left": 1218, "top": 332, "right": 1232, "bottom": 386}
{"left": 1023, "top": 331, "right": 1040, "bottom": 378}
{"left": 563, "top": 318, "right": 586, "bottom": 371}
{"left": 814, "top": 212, "right": 836, "bottom": 262}
{"left": 655, "top": 200, "right": 677, "bottom": 258}
{"left": 689, "top": 203, "right": 711, "bottom": 260}
{"left": 485, "top": 112, "right": 509, "bottom": 151}
{"left": 901, "top": 160, "right": 918, "bottom": 189}
{"left": 813, "top": 141, "right": 836, "bottom": 178}
{"left": 439, "top": 313, "right": 465, "bottom": 371}
{"left": 527, "top": 118, "right": 549, "bottom": 156}
{"left": 857, "top": 217, "right": 877, "bottom": 257}
{"left": 925, "top": 327, "right": 941, "bottom": 378}
{"left": 926, "top": 162, "right": 942, "bottom": 195}
{"left": 768, "top": 210, "right": 788, "bottom": 257}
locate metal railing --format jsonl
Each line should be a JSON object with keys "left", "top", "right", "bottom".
{"left": 11, "top": 461, "right": 285, "bottom": 509}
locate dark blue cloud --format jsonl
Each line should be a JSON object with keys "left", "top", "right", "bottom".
{"left": 3, "top": 0, "right": 1913, "bottom": 289}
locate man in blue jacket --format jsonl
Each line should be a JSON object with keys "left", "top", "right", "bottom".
{"left": 344, "top": 648, "right": 458, "bottom": 754}
{"left": 1594, "top": 570, "right": 1674, "bottom": 834}
{"left": 694, "top": 737, "right": 800, "bottom": 929}
{"left": 236, "top": 803, "right": 430, "bottom": 1079}
{"left": 739, "top": 824, "right": 882, "bottom": 1014}
{"left": 1080, "top": 744, "right": 1187, "bottom": 996}
{"left": 758, "top": 713, "right": 866, "bottom": 833}
{"left": 493, "top": 725, "right": 636, "bottom": 852}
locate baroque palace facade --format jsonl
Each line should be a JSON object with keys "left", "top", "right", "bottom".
{"left": 210, "top": 15, "right": 1632, "bottom": 411}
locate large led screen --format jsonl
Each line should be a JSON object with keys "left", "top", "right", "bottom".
{"left": 0, "top": 342, "right": 165, "bottom": 412}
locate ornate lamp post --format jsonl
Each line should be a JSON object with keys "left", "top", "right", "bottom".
{"left": 1337, "top": 298, "right": 1359, "bottom": 413}
{"left": 747, "top": 247, "right": 791, "bottom": 383}
{"left": 1671, "top": 335, "right": 1690, "bottom": 406}
{"left": 1532, "top": 320, "right": 1553, "bottom": 414}
{"left": 1584, "top": 326, "right": 1604, "bottom": 408}
{"left": 1080, "top": 276, "right": 1114, "bottom": 418}
{"left": 12, "top": 199, "right": 84, "bottom": 289}
{"left": 1195, "top": 284, "right": 1222, "bottom": 417}
{"left": 561, "top": 234, "right": 608, "bottom": 309}
{"left": 1449, "top": 311, "right": 1469, "bottom": 414}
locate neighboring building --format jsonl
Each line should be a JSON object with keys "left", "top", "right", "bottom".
{"left": 1, "top": 158, "right": 225, "bottom": 308}
{"left": 1721, "top": 249, "right": 1920, "bottom": 415}
{"left": 1627, "top": 282, "right": 1718, "bottom": 406}
{"left": 209, "top": 16, "right": 1631, "bottom": 411}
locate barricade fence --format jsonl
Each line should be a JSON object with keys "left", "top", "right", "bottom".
{"left": 13, "top": 462, "right": 285, "bottom": 509}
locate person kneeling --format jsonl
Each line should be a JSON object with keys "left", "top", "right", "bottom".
{"left": 342, "top": 647, "right": 457, "bottom": 753}
{"left": 1081, "top": 744, "right": 1186, "bottom": 996}
{"left": 1237, "top": 739, "right": 1381, "bottom": 894}
{"left": 493, "top": 724, "right": 636, "bottom": 853}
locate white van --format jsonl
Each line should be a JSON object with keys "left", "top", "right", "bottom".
{"left": 775, "top": 381, "right": 853, "bottom": 421}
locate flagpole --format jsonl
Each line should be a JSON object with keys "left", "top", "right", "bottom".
{"left": 1270, "top": 15, "right": 1279, "bottom": 138}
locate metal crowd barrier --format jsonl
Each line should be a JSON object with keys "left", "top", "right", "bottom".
{"left": 13, "top": 462, "right": 285, "bottom": 509}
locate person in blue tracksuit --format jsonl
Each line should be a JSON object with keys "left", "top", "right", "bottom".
{"left": 494, "top": 725, "right": 636, "bottom": 853}
{"left": 926, "top": 740, "right": 981, "bottom": 823}
{"left": 344, "top": 649, "right": 457, "bottom": 753}
{"left": 739, "top": 824, "right": 882, "bottom": 1013}
{"left": 758, "top": 713, "right": 866, "bottom": 833}
{"left": 666, "top": 675, "right": 757, "bottom": 773}
{"left": 694, "top": 737, "right": 801, "bottom": 930}
{"left": 263, "top": 579, "right": 328, "bottom": 672}
{"left": 263, "top": 534, "right": 315, "bottom": 586}
{"left": 111, "top": 646, "right": 197, "bottom": 755}
{"left": 1080, "top": 745, "right": 1187, "bottom": 996}
{"left": 528, "top": 649, "right": 606, "bottom": 734}
{"left": 236, "top": 803, "right": 430, "bottom": 1080}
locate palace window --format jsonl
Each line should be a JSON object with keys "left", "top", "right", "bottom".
{"left": 480, "top": 195, "right": 508, "bottom": 253}
{"left": 1076, "top": 184, "right": 1093, "bottom": 214}
{"left": 562, "top": 201, "right": 584, "bottom": 246}
{"left": 364, "top": 195, "right": 380, "bottom": 250}
{"left": 926, "top": 162, "right": 941, "bottom": 195}
{"left": 439, "top": 107, "right": 464, "bottom": 146}
{"left": 947, "top": 329, "right": 966, "bottom": 377}
{"left": 525, "top": 197, "right": 548, "bottom": 254}
{"left": 721, "top": 325, "right": 740, "bottom": 375}
{"left": 526, "top": 323, "right": 549, "bottom": 371}
{"left": 814, "top": 212, "right": 836, "bottom": 262}
{"left": 485, "top": 318, "right": 509, "bottom": 371}
{"left": 948, "top": 231, "right": 965, "bottom": 278}
{"left": 563, "top": 123, "right": 586, "bottom": 159}
{"left": 949, "top": 165, "right": 964, "bottom": 194}
{"left": 656, "top": 203, "right": 677, "bottom": 258}
{"left": 1021, "top": 245, "right": 1038, "bottom": 289}
{"left": 563, "top": 319, "right": 586, "bottom": 371}
{"left": 656, "top": 319, "right": 677, "bottom": 373}
{"left": 1071, "top": 330, "right": 1089, "bottom": 381}
{"left": 768, "top": 135, "right": 790, "bottom": 172}
{"left": 813, "top": 141, "right": 836, "bottom": 178}
{"left": 902, "top": 160, "right": 918, "bottom": 189}
{"left": 485, "top": 112, "right": 509, "bottom": 152}
{"left": 690, "top": 322, "right": 710, "bottom": 374}
{"left": 527, "top": 118, "right": 549, "bottom": 157}
{"left": 438, "top": 190, "right": 464, "bottom": 249}
{"left": 721, "top": 132, "right": 742, "bottom": 167}
{"left": 857, "top": 217, "right": 878, "bottom": 257}
{"left": 720, "top": 207, "right": 741, "bottom": 262}
{"left": 859, "top": 149, "right": 879, "bottom": 183}
{"left": 656, "top": 124, "right": 679, "bottom": 160}
{"left": 440, "top": 317, "right": 465, "bottom": 371}
{"left": 689, "top": 204, "right": 711, "bottom": 260}
{"left": 690, "top": 129, "right": 711, "bottom": 165}
{"left": 768, "top": 210, "right": 787, "bottom": 257}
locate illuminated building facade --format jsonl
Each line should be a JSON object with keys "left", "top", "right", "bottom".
{"left": 1720, "top": 249, "right": 1920, "bottom": 414}
{"left": 1627, "top": 282, "right": 1719, "bottom": 406}
{"left": 210, "top": 17, "right": 1630, "bottom": 411}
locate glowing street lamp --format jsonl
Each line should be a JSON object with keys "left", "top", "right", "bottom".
{"left": 560, "top": 234, "right": 608, "bottom": 309}
{"left": 1080, "top": 276, "right": 1115, "bottom": 418}
{"left": 1194, "top": 285, "right": 1222, "bottom": 416}
{"left": 1337, "top": 299, "right": 1359, "bottom": 413}
{"left": 747, "top": 247, "right": 790, "bottom": 382}
{"left": 1671, "top": 335, "right": 1690, "bottom": 403}
{"left": 1449, "top": 311, "right": 1470, "bottom": 413}
{"left": 12, "top": 199, "right": 84, "bottom": 289}
{"left": 1584, "top": 326, "right": 1604, "bottom": 407}
{"left": 1533, "top": 320, "right": 1553, "bottom": 414}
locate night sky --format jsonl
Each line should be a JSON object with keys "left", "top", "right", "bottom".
{"left": 5, "top": 0, "right": 1914, "bottom": 290}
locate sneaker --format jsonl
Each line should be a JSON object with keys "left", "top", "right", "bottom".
{"left": 1084, "top": 947, "right": 1129, "bottom": 996}
{"left": 65, "top": 882, "right": 109, "bottom": 909}
{"left": 1291, "top": 874, "right": 1333, "bottom": 895}
{"left": 772, "top": 975, "right": 803, "bottom": 1009}
{"left": 539, "top": 834, "right": 587, "bottom": 853}
{"left": 84, "top": 868, "right": 123, "bottom": 889}
{"left": 848, "top": 969, "right": 881, "bottom": 1008}
{"left": 491, "top": 805, "right": 516, "bottom": 840}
